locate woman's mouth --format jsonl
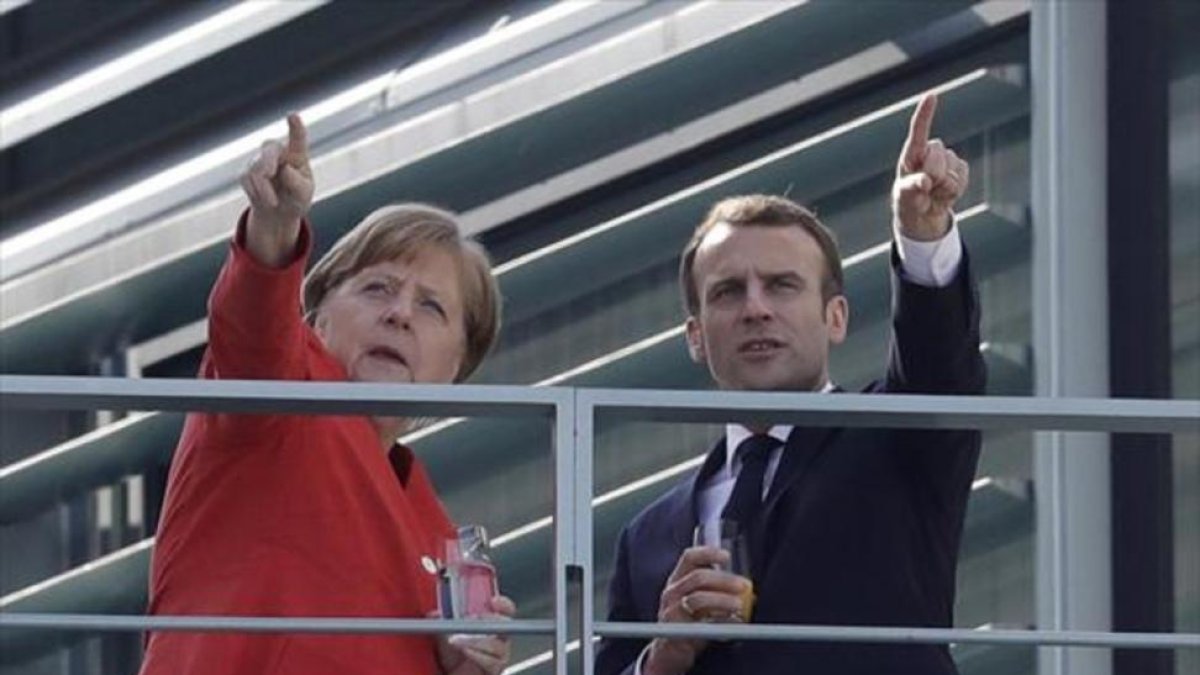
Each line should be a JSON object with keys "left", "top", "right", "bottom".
{"left": 367, "top": 346, "right": 408, "bottom": 368}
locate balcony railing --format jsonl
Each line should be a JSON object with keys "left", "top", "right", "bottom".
{"left": 1, "top": 375, "right": 1197, "bottom": 675}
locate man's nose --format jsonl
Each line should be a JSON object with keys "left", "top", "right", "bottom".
{"left": 741, "top": 282, "right": 773, "bottom": 321}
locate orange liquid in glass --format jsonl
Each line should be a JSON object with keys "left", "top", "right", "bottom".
{"left": 738, "top": 583, "right": 756, "bottom": 622}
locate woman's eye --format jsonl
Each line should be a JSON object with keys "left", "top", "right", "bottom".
{"left": 422, "top": 299, "right": 446, "bottom": 317}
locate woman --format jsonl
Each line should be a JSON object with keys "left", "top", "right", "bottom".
{"left": 140, "top": 115, "right": 513, "bottom": 675}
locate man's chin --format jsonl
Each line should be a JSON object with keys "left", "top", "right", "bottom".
{"left": 730, "top": 371, "right": 820, "bottom": 392}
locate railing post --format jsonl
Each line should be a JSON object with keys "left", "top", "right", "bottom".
{"left": 575, "top": 390, "right": 596, "bottom": 675}
{"left": 553, "top": 389, "right": 578, "bottom": 675}
{"left": 1032, "top": 2, "right": 1112, "bottom": 675}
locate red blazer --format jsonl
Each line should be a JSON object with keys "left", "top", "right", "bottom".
{"left": 141, "top": 216, "right": 454, "bottom": 675}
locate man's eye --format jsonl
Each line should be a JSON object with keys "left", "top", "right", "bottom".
{"left": 363, "top": 282, "right": 387, "bottom": 293}
{"left": 711, "top": 286, "right": 731, "bottom": 299}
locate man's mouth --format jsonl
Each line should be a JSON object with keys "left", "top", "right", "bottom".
{"left": 739, "top": 338, "right": 784, "bottom": 354}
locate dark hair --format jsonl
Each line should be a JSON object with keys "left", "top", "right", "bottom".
{"left": 679, "top": 194, "right": 844, "bottom": 316}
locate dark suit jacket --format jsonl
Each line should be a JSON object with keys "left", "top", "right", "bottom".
{"left": 596, "top": 248, "right": 986, "bottom": 675}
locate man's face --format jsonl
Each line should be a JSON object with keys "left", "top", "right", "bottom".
{"left": 685, "top": 223, "right": 848, "bottom": 392}
{"left": 314, "top": 246, "right": 467, "bottom": 385}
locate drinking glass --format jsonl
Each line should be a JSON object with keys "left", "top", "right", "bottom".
{"left": 692, "top": 518, "right": 754, "bottom": 621}
{"left": 437, "top": 525, "right": 498, "bottom": 620}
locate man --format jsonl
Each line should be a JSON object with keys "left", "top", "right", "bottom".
{"left": 596, "top": 93, "right": 985, "bottom": 675}
{"left": 141, "top": 115, "right": 514, "bottom": 675}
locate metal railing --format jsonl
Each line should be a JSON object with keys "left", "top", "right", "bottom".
{"left": 1, "top": 375, "right": 1198, "bottom": 675}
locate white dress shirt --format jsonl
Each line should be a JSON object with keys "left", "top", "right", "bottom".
{"left": 631, "top": 225, "right": 962, "bottom": 675}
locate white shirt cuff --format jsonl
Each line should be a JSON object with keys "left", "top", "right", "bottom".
{"left": 895, "top": 217, "right": 964, "bottom": 287}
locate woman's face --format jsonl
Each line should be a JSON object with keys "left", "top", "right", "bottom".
{"left": 314, "top": 246, "right": 467, "bottom": 386}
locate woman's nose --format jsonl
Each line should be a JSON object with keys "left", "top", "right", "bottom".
{"left": 381, "top": 296, "right": 414, "bottom": 329}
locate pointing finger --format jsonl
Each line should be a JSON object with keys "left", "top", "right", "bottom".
{"left": 900, "top": 93, "right": 938, "bottom": 173}
{"left": 285, "top": 113, "right": 310, "bottom": 170}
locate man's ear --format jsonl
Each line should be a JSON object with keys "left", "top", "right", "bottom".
{"left": 685, "top": 316, "right": 706, "bottom": 364}
{"left": 825, "top": 294, "right": 849, "bottom": 345}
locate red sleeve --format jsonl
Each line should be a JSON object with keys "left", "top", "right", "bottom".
{"left": 205, "top": 210, "right": 314, "bottom": 381}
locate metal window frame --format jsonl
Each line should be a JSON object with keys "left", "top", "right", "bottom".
{"left": 1, "top": 375, "right": 1198, "bottom": 675}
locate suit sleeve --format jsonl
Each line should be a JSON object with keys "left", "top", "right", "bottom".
{"left": 886, "top": 242, "right": 985, "bottom": 397}
{"left": 885, "top": 242, "right": 986, "bottom": 513}
{"left": 595, "top": 526, "right": 646, "bottom": 675}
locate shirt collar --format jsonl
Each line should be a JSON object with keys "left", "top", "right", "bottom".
{"left": 723, "top": 380, "right": 836, "bottom": 471}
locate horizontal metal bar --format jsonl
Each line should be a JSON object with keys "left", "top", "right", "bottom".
{"left": 0, "top": 376, "right": 569, "bottom": 418}
{"left": 0, "top": 614, "right": 553, "bottom": 637}
{"left": 578, "top": 388, "right": 1200, "bottom": 434}
{"left": 595, "top": 622, "right": 1200, "bottom": 650}
{"left": 4, "top": 614, "right": 1194, "bottom": 650}
{"left": 2, "top": 377, "right": 1195, "bottom": 434}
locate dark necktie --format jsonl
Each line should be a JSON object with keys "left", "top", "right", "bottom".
{"left": 720, "top": 434, "right": 782, "bottom": 528}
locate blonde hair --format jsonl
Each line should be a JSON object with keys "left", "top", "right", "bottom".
{"left": 303, "top": 204, "right": 501, "bottom": 381}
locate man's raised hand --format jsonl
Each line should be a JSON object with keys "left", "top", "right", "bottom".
{"left": 891, "top": 93, "right": 970, "bottom": 241}
{"left": 241, "top": 114, "right": 315, "bottom": 267}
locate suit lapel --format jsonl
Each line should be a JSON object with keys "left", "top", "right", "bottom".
{"left": 761, "top": 385, "right": 846, "bottom": 513}
{"left": 740, "top": 424, "right": 837, "bottom": 584}
{"left": 762, "top": 425, "right": 837, "bottom": 516}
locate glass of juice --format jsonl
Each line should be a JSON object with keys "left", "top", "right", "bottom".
{"left": 692, "top": 519, "right": 754, "bottom": 622}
